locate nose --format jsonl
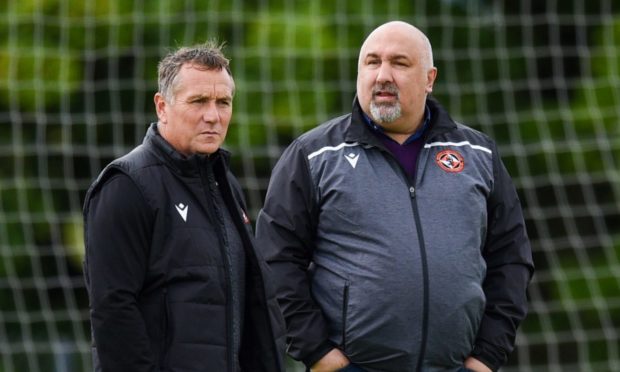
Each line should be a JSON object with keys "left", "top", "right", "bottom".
{"left": 202, "top": 102, "right": 219, "bottom": 124}
{"left": 376, "top": 62, "right": 393, "bottom": 83}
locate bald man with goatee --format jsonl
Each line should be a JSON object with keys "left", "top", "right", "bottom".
{"left": 257, "top": 21, "right": 534, "bottom": 372}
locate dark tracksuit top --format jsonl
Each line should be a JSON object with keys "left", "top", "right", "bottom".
{"left": 83, "top": 124, "right": 286, "bottom": 372}
{"left": 255, "top": 97, "right": 534, "bottom": 372}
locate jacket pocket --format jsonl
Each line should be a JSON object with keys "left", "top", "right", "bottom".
{"left": 310, "top": 265, "right": 350, "bottom": 348}
{"left": 160, "top": 287, "right": 171, "bottom": 369}
{"left": 341, "top": 280, "right": 351, "bottom": 352}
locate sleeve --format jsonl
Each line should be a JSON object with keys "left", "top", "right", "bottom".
{"left": 255, "top": 140, "right": 334, "bottom": 368}
{"left": 83, "top": 172, "right": 157, "bottom": 372}
{"left": 472, "top": 145, "right": 535, "bottom": 371}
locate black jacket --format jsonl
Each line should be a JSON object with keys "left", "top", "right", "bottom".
{"left": 83, "top": 123, "right": 286, "bottom": 372}
{"left": 256, "top": 97, "right": 534, "bottom": 371}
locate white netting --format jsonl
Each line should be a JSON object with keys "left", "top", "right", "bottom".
{"left": 0, "top": 1, "right": 618, "bottom": 371}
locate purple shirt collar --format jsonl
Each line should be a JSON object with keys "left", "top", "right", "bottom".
{"left": 362, "top": 104, "right": 431, "bottom": 144}
{"left": 362, "top": 105, "right": 431, "bottom": 180}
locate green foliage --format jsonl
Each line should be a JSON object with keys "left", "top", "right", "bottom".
{"left": 0, "top": 1, "right": 618, "bottom": 370}
{"left": 238, "top": 7, "right": 343, "bottom": 145}
{"left": 0, "top": 0, "right": 137, "bottom": 111}
{"left": 63, "top": 214, "right": 85, "bottom": 268}
{"left": 0, "top": 46, "right": 81, "bottom": 111}
{"left": 572, "top": 18, "right": 620, "bottom": 141}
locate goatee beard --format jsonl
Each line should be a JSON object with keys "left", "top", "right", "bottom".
{"left": 370, "top": 82, "right": 402, "bottom": 123}
{"left": 370, "top": 101, "right": 401, "bottom": 124}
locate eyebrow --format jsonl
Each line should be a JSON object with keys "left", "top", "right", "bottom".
{"left": 365, "top": 52, "right": 411, "bottom": 61}
{"left": 186, "top": 93, "right": 232, "bottom": 101}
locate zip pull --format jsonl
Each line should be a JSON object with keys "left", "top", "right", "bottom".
{"left": 409, "top": 186, "right": 415, "bottom": 198}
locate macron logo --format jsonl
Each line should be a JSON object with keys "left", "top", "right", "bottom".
{"left": 345, "top": 152, "right": 359, "bottom": 168}
{"left": 175, "top": 203, "right": 188, "bottom": 222}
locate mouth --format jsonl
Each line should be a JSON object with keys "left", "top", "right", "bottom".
{"left": 372, "top": 84, "right": 399, "bottom": 102}
{"left": 373, "top": 92, "right": 398, "bottom": 105}
{"left": 374, "top": 91, "right": 396, "bottom": 99}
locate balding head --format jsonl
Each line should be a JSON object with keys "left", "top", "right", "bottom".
{"left": 356, "top": 21, "right": 437, "bottom": 143}
{"left": 358, "top": 21, "right": 434, "bottom": 71}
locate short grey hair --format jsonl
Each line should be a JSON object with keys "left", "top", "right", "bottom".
{"left": 421, "top": 33, "right": 434, "bottom": 71}
{"left": 157, "top": 40, "right": 233, "bottom": 101}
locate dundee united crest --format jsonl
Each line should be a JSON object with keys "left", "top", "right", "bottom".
{"left": 435, "top": 149, "right": 464, "bottom": 173}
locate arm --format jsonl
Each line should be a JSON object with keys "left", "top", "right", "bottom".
{"left": 84, "top": 173, "right": 156, "bottom": 371}
{"left": 472, "top": 148, "right": 535, "bottom": 371}
{"left": 464, "top": 356, "right": 492, "bottom": 372}
{"left": 255, "top": 141, "right": 337, "bottom": 368}
{"left": 310, "top": 348, "right": 350, "bottom": 372}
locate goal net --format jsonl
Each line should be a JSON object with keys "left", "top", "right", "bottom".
{"left": 0, "top": 1, "right": 618, "bottom": 371}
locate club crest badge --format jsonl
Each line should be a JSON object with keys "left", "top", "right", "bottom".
{"left": 435, "top": 150, "right": 464, "bottom": 173}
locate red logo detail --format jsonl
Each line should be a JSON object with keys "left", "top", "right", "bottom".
{"left": 435, "top": 150, "right": 465, "bottom": 173}
{"left": 242, "top": 210, "right": 251, "bottom": 224}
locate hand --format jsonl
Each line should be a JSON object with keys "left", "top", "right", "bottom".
{"left": 310, "top": 348, "right": 350, "bottom": 372}
{"left": 464, "top": 356, "right": 492, "bottom": 372}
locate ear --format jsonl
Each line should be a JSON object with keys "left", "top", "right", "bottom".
{"left": 154, "top": 93, "right": 168, "bottom": 124}
{"left": 426, "top": 67, "right": 438, "bottom": 94}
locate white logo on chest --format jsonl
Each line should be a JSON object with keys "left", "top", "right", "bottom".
{"left": 344, "top": 152, "right": 359, "bottom": 168}
{"left": 175, "top": 203, "right": 188, "bottom": 222}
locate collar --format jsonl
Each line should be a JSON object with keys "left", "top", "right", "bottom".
{"left": 345, "top": 96, "right": 457, "bottom": 146}
{"left": 144, "top": 122, "right": 230, "bottom": 176}
{"left": 362, "top": 104, "right": 431, "bottom": 144}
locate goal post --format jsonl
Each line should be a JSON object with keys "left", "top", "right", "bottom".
{"left": 0, "top": 1, "right": 618, "bottom": 371}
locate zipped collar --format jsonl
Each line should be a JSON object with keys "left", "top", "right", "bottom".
{"left": 345, "top": 96, "right": 458, "bottom": 146}
{"left": 143, "top": 122, "right": 231, "bottom": 177}
{"left": 362, "top": 104, "right": 431, "bottom": 144}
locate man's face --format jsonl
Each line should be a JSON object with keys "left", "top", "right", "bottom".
{"left": 356, "top": 25, "right": 436, "bottom": 132}
{"left": 155, "top": 64, "right": 234, "bottom": 156}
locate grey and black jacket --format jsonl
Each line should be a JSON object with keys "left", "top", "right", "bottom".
{"left": 255, "top": 97, "right": 534, "bottom": 372}
{"left": 83, "top": 124, "right": 286, "bottom": 372}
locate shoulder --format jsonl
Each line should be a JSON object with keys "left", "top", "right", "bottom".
{"left": 89, "top": 172, "right": 145, "bottom": 208}
{"left": 112, "top": 143, "right": 161, "bottom": 174}
{"left": 104, "top": 143, "right": 164, "bottom": 188}
{"left": 427, "top": 97, "right": 496, "bottom": 149}
{"left": 83, "top": 170, "right": 154, "bottom": 226}
{"left": 84, "top": 143, "right": 161, "bottom": 210}
{"left": 295, "top": 114, "right": 352, "bottom": 150}
{"left": 427, "top": 113, "right": 498, "bottom": 156}
{"left": 452, "top": 122, "right": 496, "bottom": 148}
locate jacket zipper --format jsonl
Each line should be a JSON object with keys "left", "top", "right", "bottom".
{"left": 410, "top": 139, "right": 433, "bottom": 372}
{"left": 203, "top": 160, "right": 235, "bottom": 372}
{"left": 409, "top": 141, "right": 431, "bottom": 372}
{"left": 378, "top": 145, "right": 430, "bottom": 372}
{"left": 408, "top": 185, "right": 429, "bottom": 372}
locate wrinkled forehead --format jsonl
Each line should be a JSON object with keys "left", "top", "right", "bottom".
{"left": 175, "top": 65, "right": 235, "bottom": 93}
{"left": 358, "top": 23, "right": 427, "bottom": 62}
{"left": 166, "top": 69, "right": 233, "bottom": 104}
